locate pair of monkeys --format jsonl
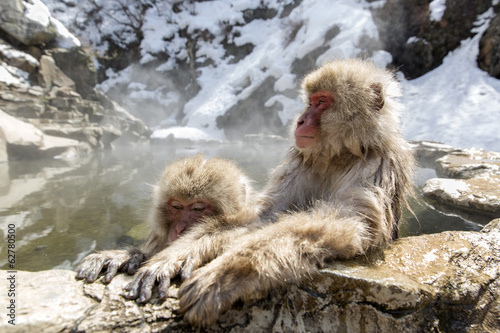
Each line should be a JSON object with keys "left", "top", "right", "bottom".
{"left": 76, "top": 59, "right": 415, "bottom": 326}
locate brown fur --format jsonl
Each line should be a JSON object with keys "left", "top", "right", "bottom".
{"left": 177, "top": 59, "right": 416, "bottom": 326}
{"left": 75, "top": 154, "right": 259, "bottom": 286}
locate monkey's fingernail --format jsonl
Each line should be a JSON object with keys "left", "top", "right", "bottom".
{"left": 139, "top": 295, "right": 146, "bottom": 303}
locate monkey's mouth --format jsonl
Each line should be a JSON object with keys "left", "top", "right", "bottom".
{"left": 295, "top": 135, "right": 315, "bottom": 148}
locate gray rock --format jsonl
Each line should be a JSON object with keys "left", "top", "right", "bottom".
{"left": 0, "top": 0, "right": 57, "bottom": 46}
{"left": 40, "top": 124, "right": 104, "bottom": 149}
{"left": 1, "top": 219, "right": 499, "bottom": 332}
{"left": 38, "top": 55, "right": 75, "bottom": 90}
{"left": 51, "top": 48, "right": 98, "bottom": 99}
{"left": 0, "top": 127, "right": 7, "bottom": 162}
{"left": 409, "top": 140, "right": 454, "bottom": 168}
{"left": 423, "top": 148, "right": 500, "bottom": 214}
{"left": 435, "top": 148, "right": 500, "bottom": 179}
{"left": 479, "top": 13, "right": 500, "bottom": 78}
{"left": 0, "top": 38, "right": 40, "bottom": 74}
{"left": 0, "top": 108, "right": 86, "bottom": 159}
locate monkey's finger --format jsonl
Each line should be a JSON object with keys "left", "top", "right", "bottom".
{"left": 104, "top": 262, "right": 120, "bottom": 284}
{"left": 138, "top": 274, "right": 156, "bottom": 303}
{"left": 75, "top": 267, "right": 87, "bottom": 280}
{"left": 125, "top": 274, "right": 143, "bottom": 299}
{"left": 85, "top": 262, "right": 106, "bottom": 283}
{"left": 121, "top": 262, "right": 130, "bottom": 273}
{"left": 157, "top": 277, "right": 170, "bottom": 301}
{"left": 75, "top": 258, "right": 105, "bottom": 282}
{"left": 180, "top": 262, "right": 196, "bottom": 281}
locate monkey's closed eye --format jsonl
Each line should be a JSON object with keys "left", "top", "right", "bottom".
{"left": 171, "top": 201, "right": 184, "bottom": 210}
{"left": 192, "top": 203, "right": 207, "bottom": 212}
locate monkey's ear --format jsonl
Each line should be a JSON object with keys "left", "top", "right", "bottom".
{"left": 370, "top": 83, "right": 385, "bottom": 111}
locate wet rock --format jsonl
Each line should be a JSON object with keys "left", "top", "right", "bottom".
{"left": 423, "top": 176, "right": 500, "bottom": 214}
{"left": 1, "top": 219, "right": 499, "bottom": 332}
{"left": 40, "top": 124, "right": 104, "bottom": 149}
{"left": 423, "top": 148, "right": 500, "bottom": 214}
{"left": 0, "top": 108, "right": 87, "bottom": 160}
{"left": 435, "top": 148, "right": 500, "bottom": 179}
{"left": 410, "top": 140, "right": 454, "bottom": 168}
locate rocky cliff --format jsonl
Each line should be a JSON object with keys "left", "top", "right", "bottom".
{"left": 0, "top": 0, "right": 151, "bottom": 161}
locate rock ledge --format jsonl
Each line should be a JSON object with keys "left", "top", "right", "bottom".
{"left": 2, "top": 219, "right": 499, "bottom": 332}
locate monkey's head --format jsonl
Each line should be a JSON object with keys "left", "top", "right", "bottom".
{"left": 153, "top": 154, "right": 252, "bottom": 241}
{"left": 295, "top": 59, "right": 402, "bottom": 159}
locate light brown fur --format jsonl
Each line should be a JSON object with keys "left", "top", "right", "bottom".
{"left": 177, "top": 59, "right": 416, "bottom": 326}
{"left": 76, "top": 154, "right": 259, "bottom": 287}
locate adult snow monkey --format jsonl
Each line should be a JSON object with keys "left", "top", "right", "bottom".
{"left": 128, "top": 59, "right": 416, "bottom": 327}
{"left": 76, "top": 154, "right": 260, "bottom": 292}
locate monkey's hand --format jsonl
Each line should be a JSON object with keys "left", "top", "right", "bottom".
{"left": 125, "top": 221, "right": 254, "bottom": 304}
{"left": 75, "top": 249, "right": 145, "bottom": 283}
{"left": 124, "top": 250, "right": 194, "bottom": 303}
{"left": 178, "top": 250, "right": 262, "bottom": 327}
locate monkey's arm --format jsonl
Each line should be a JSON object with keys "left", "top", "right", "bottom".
{"left": 75, "top": 247, "right": 146, "bottom": 283}
{"left": 125, "top": 215, "right": 260, "bottom": 303}
{"left": 178, "top": 190, "right": 389, "bottom": 326}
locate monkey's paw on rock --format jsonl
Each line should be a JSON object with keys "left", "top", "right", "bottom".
{"left": 2, "top": 219, "right": 500, "bottom": 333}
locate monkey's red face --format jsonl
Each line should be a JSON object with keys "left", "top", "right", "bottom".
{"left": 166, "top": 197, "right": 213, "bottom": 241}
{"left": 294, "top": 91, "right": 333, "bottom": 148}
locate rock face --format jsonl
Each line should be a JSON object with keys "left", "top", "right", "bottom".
{"left": 372, "top": 0, "right": 494, "bottom": 79}
{"left": 479, "top": 12, "right": 500, "bottom": 78}
{"left": 0, "top": 0, "right": 57, "bottom": 46}
{"left": 0, "top": 108, "right": 87, "bottom": 159}
{"left": 0, "top": 0, "right": 151, "bottom": 161}
{"left": 423, "top": 148, "right": 500, "bottom": 214}
{"left": 2, "top": 219, "right": 498, "bottom": 332}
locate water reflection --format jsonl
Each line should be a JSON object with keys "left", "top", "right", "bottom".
{"left": 0, "top": 142, "right": 491, "bottom": 271}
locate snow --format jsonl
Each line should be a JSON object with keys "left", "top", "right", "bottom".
{"left": 23, "top": 0, "right": 80, "bottom": 48}
{"left": 41, "top": 0, "right": 500, "bottom": 151}
{"left": 50, "top": 16, "right": 81, "bottom": 48}
{"left": 429, "top": 0, "right": 446, "bottom": 22}
{"left": 0, "top": 44, "right": 39, "bottom": 66}
{"left": 24, "top": 0, "right": 51, "bottom": 27}
{"left": 0, "top": 62, "right": 29, "bottom": 86}
{"left": 401, "top": 9, "right": 500, "bottom": 151}
{"left": 157, "top": 0, "right": 384, "bottom": 141}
